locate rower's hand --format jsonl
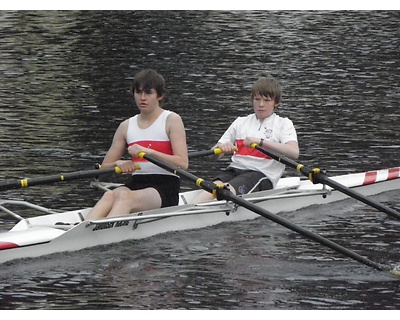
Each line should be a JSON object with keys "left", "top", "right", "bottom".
{"left": 128, "top": 144, "right": 152, "bottom": 159}
{"left": 215, "top": 142, "right": 236, "bottom": 155}
{"left": 244, "top": 137, "right": 262, "bottom": 148}
{"left": 115, "top": 160, "right": 139, "bottom": 173}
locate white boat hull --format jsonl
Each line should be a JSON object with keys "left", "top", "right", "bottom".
{"left": 0, "top": 167, "right": 399, "bottom": 264}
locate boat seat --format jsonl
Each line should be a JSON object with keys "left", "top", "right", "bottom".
{"left": 276, "top": 177, "right": 301, "bottom": 189}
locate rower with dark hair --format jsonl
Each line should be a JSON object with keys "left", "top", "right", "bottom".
{"left": 86, "top": 69, "right": 188, "bottom": 220}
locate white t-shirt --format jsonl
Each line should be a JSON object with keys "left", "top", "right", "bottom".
{"left": 218, "top": 113, "right": 297, "bottom": 187}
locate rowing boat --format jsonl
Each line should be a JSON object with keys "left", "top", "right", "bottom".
{"left": 0, "top": 166, "right": 399, "bottom": 265}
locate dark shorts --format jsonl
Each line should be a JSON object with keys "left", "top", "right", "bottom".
{"left": 124, "top": 174, "right": 180, "bottom": 208}
{"left": 213, "top": 167, "right": 273, "bottom": 195}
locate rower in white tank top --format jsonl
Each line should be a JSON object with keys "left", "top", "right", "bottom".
{"left": 127, "top": 110, "right": 177, "bottom": 177}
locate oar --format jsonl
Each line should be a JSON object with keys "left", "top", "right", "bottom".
{"left": 0, "top": 166, "right": 131, "bottom": 191}
{"left": 188, "top": 148, "right": 223, "bottom": 158}
{"left": 188, "top": 147, "right": 237, "bottom": 159}
{"left": 250, "top": 144, "right": 400, "bottom": 220}
{"left": 137, "top": 152, "right": 388, "bottom": 272}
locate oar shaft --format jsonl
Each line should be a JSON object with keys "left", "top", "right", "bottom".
{"left": 0, "top": 166, "right": 123, "bottom": 191}
{"left": 253, "top": 145, "right": 400, "bottom": 220}
{"left": 219, "top": 188, "right": 384, "bottom": 271}
{"left": 188, "top": 148, "right": 223, "bottom": 158}
{"left": 138, "top": 152, "right": 386, "bottom": 271}
{"left": 321, "top": 176, "right": 400, "bottom": 219}
{"left": 252, "top": 144, "right": 316, "bottom": 178}
{"left": 138, "top": 152, "right": 217, "bottom": 194}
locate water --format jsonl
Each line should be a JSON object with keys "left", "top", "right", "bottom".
{"left": 0, "top": 10, "right": 399, "bottom": 310}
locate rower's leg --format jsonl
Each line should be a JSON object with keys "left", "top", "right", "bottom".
{"left": 86, "top": 186, "right": 163, "bottom": 219}
{"left": 86, "top": 190, "right": 118, "bottom": 220}
{"left": 107, "top": 187, "right": 162, "bottom": 217}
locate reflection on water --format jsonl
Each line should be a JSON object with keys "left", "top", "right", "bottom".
{"left": 0, "top": 10, "right": 399, "bottom": 309}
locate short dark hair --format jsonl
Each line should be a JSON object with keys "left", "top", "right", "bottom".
{"left": 132, "top": 69, "right": 166, "bottom": 104}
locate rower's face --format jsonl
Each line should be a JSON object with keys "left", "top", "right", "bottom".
{"left": 252, "top": 94, "right": 276, "bottom": 120}
{"left": 134, "top": 87, "right": 162, "bottom": 112}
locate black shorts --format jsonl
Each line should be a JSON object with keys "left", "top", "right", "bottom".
{"left": 213, "top": 167, "right": 273, "bottom": 195}
{"left": 124, "top": 174, "right": 180, "bottom": 208}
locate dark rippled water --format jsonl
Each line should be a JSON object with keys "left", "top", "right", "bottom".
{"left": 0, "top": 10, "right": 399, "bottom": 310}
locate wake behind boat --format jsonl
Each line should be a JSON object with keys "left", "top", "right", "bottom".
{"left": 0, "top": 166, "right": 399, "bottom": 265}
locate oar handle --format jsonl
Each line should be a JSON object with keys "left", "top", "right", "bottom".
{"left": 189, "top": 146, "right": 239, "bottom": 159}
{"left": 188, "top": 148, "right": 223, "bottom": 158}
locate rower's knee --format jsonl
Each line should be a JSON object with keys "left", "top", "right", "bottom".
{"left": 113, "top": 188, "right": 132, "bottom": 202}
{"left": 101, "top": 188, "right": 131, "bottom": 205}
{"left": 102, "top": 190, "right": 116, "bottom": 202}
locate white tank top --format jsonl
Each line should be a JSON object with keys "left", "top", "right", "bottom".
{"left": 126, "top": 110, "right": 176, "bottom": 176}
